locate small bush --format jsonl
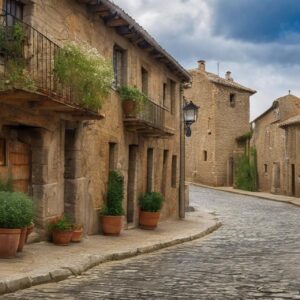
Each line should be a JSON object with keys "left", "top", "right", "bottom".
{"left": 235, "top": 148, "right": 257, "bottom": 192}
{"left": 0, "top": 192, "right": 33, "bottom": 228}
{"left": 139, "top": 192, "right": 164, "bottom": 212}
{"left": 48, "top": 215, "right": 73, "bottom": 232}
{"left": 101, "top": 171, "right": 124, "bottom": 216}
{"left": 54, "top": 41, "right": 114, "bottom": 111}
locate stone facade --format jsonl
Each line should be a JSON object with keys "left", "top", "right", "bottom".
{"left": 0, "top": 0, "right": 190, "bottom": 236}
{"left": 185, "top": 61, "right": 256, "bottom": 187}
{"left": 252, "top": 95, "right": 300, "bottom": 197}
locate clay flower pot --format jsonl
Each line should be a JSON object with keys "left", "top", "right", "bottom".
{"left": 0, "top": 228, "right": 21, "bottom": 258}
{"left": 52, "top": 230, "right": 73, "bottom": 246}
{"left": 72, "top": 228, "right": 83, "bottom": 243}
{"left": 139, "top": 211, "right": 160, "bottom": 230}
{"left": 17, "top": 227, "right": 28, "bottom": 252}
{"left": 100, "top": 215, "right": 123, "bottom": 236}
{"left": 122, "top": 100, "right": 136, "bottom": 117}
{"left": 25, "top": 223, "right": 35, "bottom": 243}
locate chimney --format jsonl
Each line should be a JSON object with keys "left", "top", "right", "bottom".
{"left": 225, "top": 71, "right": 233, "bottom": 81}
{"left": 198, "top": 60, "right": 206, "bottom": 72}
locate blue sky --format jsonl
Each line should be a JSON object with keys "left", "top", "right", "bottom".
{"left": 114, "top": 0, "right": 300, "bottom": 120}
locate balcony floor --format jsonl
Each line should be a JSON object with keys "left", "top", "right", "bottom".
{"left": 123, "top": 117, "right": 174, "bottom": 137}
{"left": 0, "top": 88, "right": 102, "bottom": 120}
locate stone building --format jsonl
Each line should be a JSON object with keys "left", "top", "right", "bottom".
{"left": 0, "top": 0, "right": 191, "bottom": 236}
{"left": 185, "top": 60, "right": 256, "bottom": 186}
{"left": 252, "top": 94, "right": 300, "bottom": 197}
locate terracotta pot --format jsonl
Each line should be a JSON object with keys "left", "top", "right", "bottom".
{"left": 25, "top": 224, "right": 35, "bottom": 243}
{"left": 0, "top": 228, "right": 21, "bottom": 258}
{"left": 100, "top": 215, "right": 123, "bottom": 236}
{"left": 139, "top": 211, "right": 160, "bottom": 230}
{"left": 52, "top": 230, "right": 73, "bottom": 246}
{"left": 71, "top": 228, "right": 83, "bottom": 243}
{"left": 122, "top": 100, "right": 136, "bottom": 117}
{"left": 17, "top": 227, "right": 28, "bottom": 252}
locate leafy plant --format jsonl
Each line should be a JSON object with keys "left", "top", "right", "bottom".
{"left": 54, "top": 41, "right": 114, "bottom": 111}
{"left": 0, "top": 192, "right": 34, "bottom": 228}
{"left": 0, "top": 22, "right": 36, "bottom": 91}
{"left": 235, "top": 148, "right": 257, "bottom": 192}
{"left": 139, "top": 192, "right": 164, "bottom": 212}
{"left": 48, "top": 215, "right": 73, "bottom": 232}
{"left": 101, "top": 171, "right": 124, "bottom": 216}
{"left": 0, "top": 174, "right": 14, "bottom": 192}
{"left": 118, "top": 85, "right": 146, "bottom": 111}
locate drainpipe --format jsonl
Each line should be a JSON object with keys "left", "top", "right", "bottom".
{"left": 179, "top": 84, "right": 185, "bottom": 219}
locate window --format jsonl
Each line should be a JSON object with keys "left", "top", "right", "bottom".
{"left": 108, "top": 142, "right": 117, "bottom": 171}
{"left": 170, "top": 80, "right": 176, "bottom": 114}
{"left": 264, "top": 164, "right": 268, "bottom": 173}
{"left": 0, "top": 139, "right": 6, "bottom": 166}
{"left": 163, "top": 83, "right": 167, "bottom": 107}
{"left": 4, "top": 0, "right": 24, "bottom": 25}
{"left": 229, "top": 93, "right": 236, "bottom": 107}
{"left": 113, "top": 45, "right": 126, "bottom": 88}
{"left": 141, "top": 67, "right": 149, "bottom": 96}
{"left": 203, "top": 151, "right": 207, "bottom": 161}
{"left": 171, "top": 155, "right": 177, "bottom": 188}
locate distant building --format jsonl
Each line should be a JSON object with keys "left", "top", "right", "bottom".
{"left": 252, "top": 94, "right": 300, "bottom": 197}
{"left": 185, "top": 60, "right": 256, "bottom": 186}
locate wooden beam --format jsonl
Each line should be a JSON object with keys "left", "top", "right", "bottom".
{"left": 107, "top": 17, "right": 128, "bottom": 27}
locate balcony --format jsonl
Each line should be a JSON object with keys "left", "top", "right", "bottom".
{"left": 0, "top": 11, "right": 101, "bottom": 120}
{"left": 123, "top": 98, "right": 174, "bottom": 137}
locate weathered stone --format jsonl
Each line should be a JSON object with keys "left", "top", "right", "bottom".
{"left": 49, "top": 269, "right": 72, "bottom": 282}
{"left": 5, "top": 277, "right": 31, "bottom": 293}
{"left": 30, "top": 273, "right": 51, "bottom": 286}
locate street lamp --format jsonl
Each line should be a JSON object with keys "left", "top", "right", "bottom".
{"left": 183, "top": 99, "right": 199, "bottom": 137}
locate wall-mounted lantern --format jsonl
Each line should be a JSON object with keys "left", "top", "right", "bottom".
{"left": 183, "top": 99, "right": 199, "bottom": 137}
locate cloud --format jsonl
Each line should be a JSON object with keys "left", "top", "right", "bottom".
{"left": 113, "top": 0, "right": 300, "bottom": 120}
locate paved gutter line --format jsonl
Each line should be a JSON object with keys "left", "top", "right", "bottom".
{"left": 0, "top": 221, "right": 222, "bottom": 296}
{"left": 188, "top": 182, "right": 300, "bottom": 208}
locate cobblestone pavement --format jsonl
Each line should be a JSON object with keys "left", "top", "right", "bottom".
{"left": 3, "top": 186, "right": 300, "bottom": 299}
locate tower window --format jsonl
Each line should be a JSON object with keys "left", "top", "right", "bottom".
{"left": 230, "top": 93, "right": 236, "bottom": 107}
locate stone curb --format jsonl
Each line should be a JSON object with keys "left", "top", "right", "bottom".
{"left": 0, "top": 221, "right": 222, "bottom": 296}
{"left": 188, "top": 182, "right": 300, "bottom": 208}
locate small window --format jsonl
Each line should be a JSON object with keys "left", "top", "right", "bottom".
{"left": 229, "top": 93, "right": 236, "bottom": 107}
{"left": 0, "top": 139, "right": 6, "bottom": 166}
{"left": 203, "top": 151, "right": 207, "bottom": 161}
{"left": 113, "top": 45, "right": 126, "bottom": 88}
{"left": 5, "top": 0, "right": 24, "bottom": 25}
{"left": 170, "top": 80, "right": 176, "bottom": 114}
{"left": 171, "top": 155, "right": 177, "bottom": 188}
{"left": 163, "top": 83, "right": 167, "bottom": 107}
{"left": 108, "top": 142, "right": 117, "bottom": 171}
{"left": 142, "top": 67, "right": 149, "bottom": 96}
{"left": 264, "top": 164, "right": 268, "bottom": 173}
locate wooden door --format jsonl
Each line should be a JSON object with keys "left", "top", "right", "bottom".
{"left": 9, "top": 141, "right": 31, "bottom": 193}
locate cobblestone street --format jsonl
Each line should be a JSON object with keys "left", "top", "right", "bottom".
{"left": 3, "top": 186, "right": 300, "bottom": 299}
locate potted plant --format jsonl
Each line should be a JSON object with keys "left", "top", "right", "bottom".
{"left": 0, "top": 191, "right": 33, "bottom": 258}
{"left": 49, "top": 216, "right": 73, "bottom": 246}
{"left": 139, "top": 192, "right": 164, "bottom": 230}
{"left": 100, "top": 171, "right": 124, "bottom": 236}
{"left": 118, "top": 85, "right": 146, "bottom": 117}
{"left": 72, "top": 224, "right": 83, "bottom": 243}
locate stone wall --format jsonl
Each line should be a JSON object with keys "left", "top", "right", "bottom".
{"left": 185, "top": 64, "right": 252, "bottom": 187}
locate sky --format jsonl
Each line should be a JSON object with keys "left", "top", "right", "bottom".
{"left": 113, "top": 0, "right": 300, "bottom": 120}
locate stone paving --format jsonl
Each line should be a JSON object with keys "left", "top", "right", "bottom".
{"left": 3, "top": 186, "right": 300, "bottom": 299}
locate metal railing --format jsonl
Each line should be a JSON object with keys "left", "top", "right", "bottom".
{"left": 138, "top": 98, "right": 166, "bottom": 129}
{"left": 0, "top": 10, "right": 74, "bottom": 105}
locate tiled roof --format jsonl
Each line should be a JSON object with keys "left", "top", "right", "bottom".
{"left": 205, "top": 72, "right": 256, "bottom": 94}
{"left": 279, "top": 115, "right": 300, "bottom": 128}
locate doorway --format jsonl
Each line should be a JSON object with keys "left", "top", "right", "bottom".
{"left": 127, "top": 145, "right": 138, "bottom": 224}
{"left": 161, "top": 150, "right": 169, "bottom": 196}
{"left": 291, "top": 164, "right": 296, "bottom": 196}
